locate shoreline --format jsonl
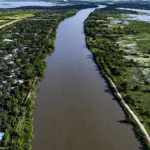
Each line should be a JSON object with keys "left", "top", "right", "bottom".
{"left": 93, "top": 55, "right": 150, "bottom": 148}
{"left": 108, "top": 77, "right": 150, "bottom": 144}
{"left": 0, "top": 8, "right": 80, "bottom": 148}
{"left": 84, "top": 8, "right": 150, "bottom": 148}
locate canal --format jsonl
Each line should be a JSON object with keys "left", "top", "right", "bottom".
{"left": 31, "top": 8, "right": 143, "bottom": 150}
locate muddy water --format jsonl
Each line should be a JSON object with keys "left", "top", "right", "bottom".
{"left": 31, "top": 8, "right": 143, "bottom": 150}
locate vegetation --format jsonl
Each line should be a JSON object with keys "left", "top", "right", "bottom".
{"left": 1, "top": 1, "right": 150, "bottom": 149}
{"left": 0, "top": 9, "right": 38, "bottom": 26}
{"left": 0, "top": 4, "right": 97, "bottom": 149}
{"left": 84, "top": 7, "right": 150, "bottom": 149}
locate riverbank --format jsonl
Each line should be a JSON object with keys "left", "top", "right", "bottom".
{"left": 108, "top": 77, "right": 150, "bottom": 144}
{"left": 0, "top": 6, "right": 82, "bottom": 149}
{"left": 84, "top": 7, "right": 150, "bottom": 149}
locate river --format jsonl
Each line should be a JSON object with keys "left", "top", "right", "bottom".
{"left": 31, "top": 8, "right": 144, "bottom": 150}
{"left": 0, "top": 1, "right": 56, "bottom": 8}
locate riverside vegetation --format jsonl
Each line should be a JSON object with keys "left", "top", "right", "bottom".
{"left": 0, "top": 4, "right": 97, "bottom": 150}
{"left": 84, "top": 5, "right": 150, "bottom": 149}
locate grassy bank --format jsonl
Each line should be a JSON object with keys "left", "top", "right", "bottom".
{"left": 84, "top": 7, "right": 150, "bottom": 149}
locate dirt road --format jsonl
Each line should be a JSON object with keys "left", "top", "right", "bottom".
{"left": 0, "top": 19, "right": 22, "bottom": 29}
{"left": 109, "top": 77, "right": 150, "bottom": 144}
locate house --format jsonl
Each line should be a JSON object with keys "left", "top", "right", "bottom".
{"left": 12, "top": 48, "right": 19, "bottom": 53}
{"left": 123, "top": 56, "right": 133, "bottom": 61}
{"left": 2, "top": 81, "right": 7, "bottom": 84}
{"left": 14, "top": 79, "right": 23, "bottom": 84}
{"left": 24, "top": 47, "right": 28, "bottom": 50}
{"left": 7, "top": 74, "right": 14, "bottom": 78}
{"left": 7, "top": 87, "right": 15, "bottom": 93}
{"left": 3, "top": 54, "right": 13, "bottom": 61}
{"left": 18, "top": 80, "right": 23, "bottom": 84}
{"left": 33, "top": 33, "right": 37, "bottom": 36}
{"left": 11, "top": 70, "right": 14, "bottom": 73}
{"left": 8, "top": 61, "right": 14, "bottom": 64}
{"left": 27, "top": 58, "right": 30, "bottom": 63}
{"left": 3, "top": 39, "right": 14, "bottom": 42}
{"left": 11, "top": 68, "right": 19, "bottom": 73}
{"left": 3, "top": 55, "right": 9, "bottom": 61}
{"left": 8, "top": 54, "right": 13, "bottom": 57}
{"left": 107, "top": 17, "right": 114, "bottom": 20}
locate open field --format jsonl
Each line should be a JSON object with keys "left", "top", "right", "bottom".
{"left": 0, "top": 13, "right": 34, "bottom": 20}
{"left": 0, "top": 10, "right": 37, "bottom": 26}
{"left": 0, "top": 20, "right": 11, "bottom": 25}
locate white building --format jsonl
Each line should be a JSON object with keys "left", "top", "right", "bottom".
{"left": 7, "top": 75, "right": 14, "bottom": 78}
{"left": 8, "top": 61, "right": 14, "bottom": 64}
{"left": 3, "top": 39, "right": 14, "bottom": 42}
{"left": 3, "top": 55, "right": 9, "bottom": 61}
{"left": 8, "top": 54, "right": 13, "bottom": 57}
{"left": 12, "top": 48, "right": 19, "bottom": 53}
{"left": 0, "top": 132, "right": 4, "bottom": 141}
{"left": 11, "top": 68, "right": 19, "bottom": 73}
{"left": 7, "top": 87, "right": 15, "bottom": 93}
{"left": 2, "top": 81, "right": 7, "bottom": 84}
{"left": 14, "top": 79, "right": 24, "bottom": 84}
{"left": 3, "top": 54, "right": 13, "bottom": 61}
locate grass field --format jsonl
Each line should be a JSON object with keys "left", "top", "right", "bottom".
{"left": 0, "top": 19, "right": 11, "bottom": 25}
{"left": 0, "top": 13, "right": 34, "bottom": 20}
{"left": 0, "top": 9, "right": 37, "bottom": 21}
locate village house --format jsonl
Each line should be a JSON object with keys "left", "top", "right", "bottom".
{"left": 0, "top": 132, "right": 4, "bottom": 141}
{"left": 8, "top": 61, "right": 14, "bottom": 64}
{"left": 7, "top": 74, "right": 14, "bottom": 78}
{"left": 3, "top": 54, "right": 13, "bottom": 61}
{"left": 2, "top": 81, "right": 7, "bottom": 84}
{"left": 7, "top": 87, "right": 15, "bottom": 93}
{"left": 11, "top": 68, "right": 19, "bottom": 73}
{"left": 12, "top": 48, "right": 19, "bottom": 53}
{"left": 14, "top": 79, "right": 24, "bottom": 84}
{"left": 3, "top": 39, "right": 14, "bottom": 42}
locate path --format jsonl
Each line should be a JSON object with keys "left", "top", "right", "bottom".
{"left": 108, "top": 77, "right": 150, "bottom": 144}
{"left": 0, "top": 19, "right": 21, "bottom": 29}
{"left": 0, "top": 19, "right": 55, "bottom": 30}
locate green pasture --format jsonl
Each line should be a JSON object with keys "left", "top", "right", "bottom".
{"left": 0, "top": 13, "right": 34, "bottom": 20}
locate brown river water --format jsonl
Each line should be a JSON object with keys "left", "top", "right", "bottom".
{"left": 31, "top": 8, "right": 144, "bottom": 150}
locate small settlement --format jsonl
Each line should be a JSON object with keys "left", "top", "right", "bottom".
{"left": 0, "top": 6, "right": 82, "bottom": 149}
